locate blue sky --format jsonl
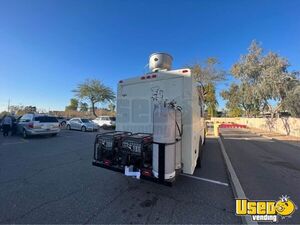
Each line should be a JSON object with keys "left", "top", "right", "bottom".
{"left": 0, "top": 0, "right": 299, "bottom": 112}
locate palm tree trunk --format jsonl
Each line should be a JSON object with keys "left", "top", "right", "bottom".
{"left": 91, "top": 102, "right": 98, "bottom": 117}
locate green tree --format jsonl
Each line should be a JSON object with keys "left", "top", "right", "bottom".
{"left": 228, "top": 107, "right": 243, "bottom": 117}
{"left": 79, "top": 102, "right": 89, "bottom": 112}
{"left": 73, "top": 79, "right": 115, "bottom": 117}
{"left": 190, "top": 57, "right": 226, "bottom": 117}
{"left": 229, "top": 40, "right": 299, "bottom": 118}
{"left": 65, "top": 98, "right": 79, "bottom": 111}
{"left": 257, "top": 53, "right": 299, "bottom": 117}
{"left": 223, "top": 83, "right": 261, "bottom": 117}
{"left": 204, "top": 83, "right": 218, "bottom": 117}
{"left": 108, "top": 102, "right": 116, "bottom": 112}
{"left": 282, "top": 82, "right": 300, "bottom": 117}
{"left": 221, "top": 84, "right": 243, "bottom": 117}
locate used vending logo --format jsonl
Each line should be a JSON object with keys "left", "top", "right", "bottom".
{"left": 236, "top": 195, "right": 297, "bottom": 222}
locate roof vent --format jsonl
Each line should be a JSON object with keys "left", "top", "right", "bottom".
{"left": 149, "top": 52, "right": 173, "bottom": 72}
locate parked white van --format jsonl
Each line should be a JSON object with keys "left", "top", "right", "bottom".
{"left": 18, "top": 114, "right": 60, "bottom": 138}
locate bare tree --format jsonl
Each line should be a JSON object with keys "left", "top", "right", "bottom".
{"left": 189, "top": 57, "right": 226, "bottom": 117}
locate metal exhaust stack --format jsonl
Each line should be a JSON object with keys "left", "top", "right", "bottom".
{"left": 149, "top": 53, "right": 173, "bottom": 72}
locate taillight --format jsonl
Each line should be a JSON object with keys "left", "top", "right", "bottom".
{"left": 104, "top": 159, "right": 111, "bottom": 166}
{"left": 182, "top": 69, "right": 189, "bottom": 73}
{"left": 28, "top": 123, "right": 34, "bottom": 128}
{"left": 141, "top": 74, "right": 157, "bottom": 80}
{"left": 142, "top": 169, "right": 152, "bottom": 177}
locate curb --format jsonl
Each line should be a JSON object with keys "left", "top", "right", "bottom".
{"left": 250, "top": 131, "right": 300, "bottom": 149}
{"left": 218, "top": 134, "right": 258, "bottom": 225}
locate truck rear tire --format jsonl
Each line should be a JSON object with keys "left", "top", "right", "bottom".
{"left": 196, "top": 138, "right": 203, "bottom": 168}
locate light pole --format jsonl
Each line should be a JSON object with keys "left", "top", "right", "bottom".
{"left": 7, "top": 98, "right": 10, "bottom": 112}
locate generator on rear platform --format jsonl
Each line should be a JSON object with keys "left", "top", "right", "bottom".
{"left": 94, "top": 131, "right": 131, "bottom": 166}
{"left": 120, "top": 133, "right": 153, "bottom": 169}
{"left": 92, "top": 52, "right": 206, "bottom": 186}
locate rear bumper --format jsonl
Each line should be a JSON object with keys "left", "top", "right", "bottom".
{"left": 26, "top": 129, "right": 60, "bottom": 135}
{"left": 101, "top": 123, "right": 115, "bottom": 127}
{"left": 92, "top": 160, "right": 124, "bottom": 173}
{"left": 92, "top": 159, "right": 174, "bottom": 186}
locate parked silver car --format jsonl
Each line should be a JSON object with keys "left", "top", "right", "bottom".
{"left": 66, "top": 118, "right": 99, "bottom": 132}
{"left": 18, "top": 114, "right": 60, "bottom": 138}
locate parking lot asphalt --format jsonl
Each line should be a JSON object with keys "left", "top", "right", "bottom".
{"left": 221, "top": 128, "right": 300, "bottom": 224}
{"left": 0, "top": 130, "right": 240, "bottom": 224}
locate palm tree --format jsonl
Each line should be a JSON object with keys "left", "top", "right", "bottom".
{"left": 73, "top": 79, "right": 115, "bottom": 117}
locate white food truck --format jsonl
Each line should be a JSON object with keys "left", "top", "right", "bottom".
{"left": 93, "top": 53, "right": 205, "bottom": 185}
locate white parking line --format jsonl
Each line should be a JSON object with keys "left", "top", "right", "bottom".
{"left": 60, "top": 135, "right": 73, "bottom": 138}
{"left": 181, "top": 173, "right": 229, "bottom": 186}
{"left": 1, "top": 139, "right": 28, "bottom": 146}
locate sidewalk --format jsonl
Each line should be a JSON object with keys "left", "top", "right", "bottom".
{"left": 248, "top": 127, "right": 300, "bottom": 148}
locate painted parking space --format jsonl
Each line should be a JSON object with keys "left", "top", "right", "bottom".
{"left": 0, "top": 130, "right": 240, "bottom": 224}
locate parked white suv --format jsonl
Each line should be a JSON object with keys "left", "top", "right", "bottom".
{"left": 93, "top": 116, "right": 115, "bottom": 128}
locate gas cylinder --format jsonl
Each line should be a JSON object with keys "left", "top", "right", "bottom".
{"left": 152, "top": 103, "right": 176, "bottom": 180}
